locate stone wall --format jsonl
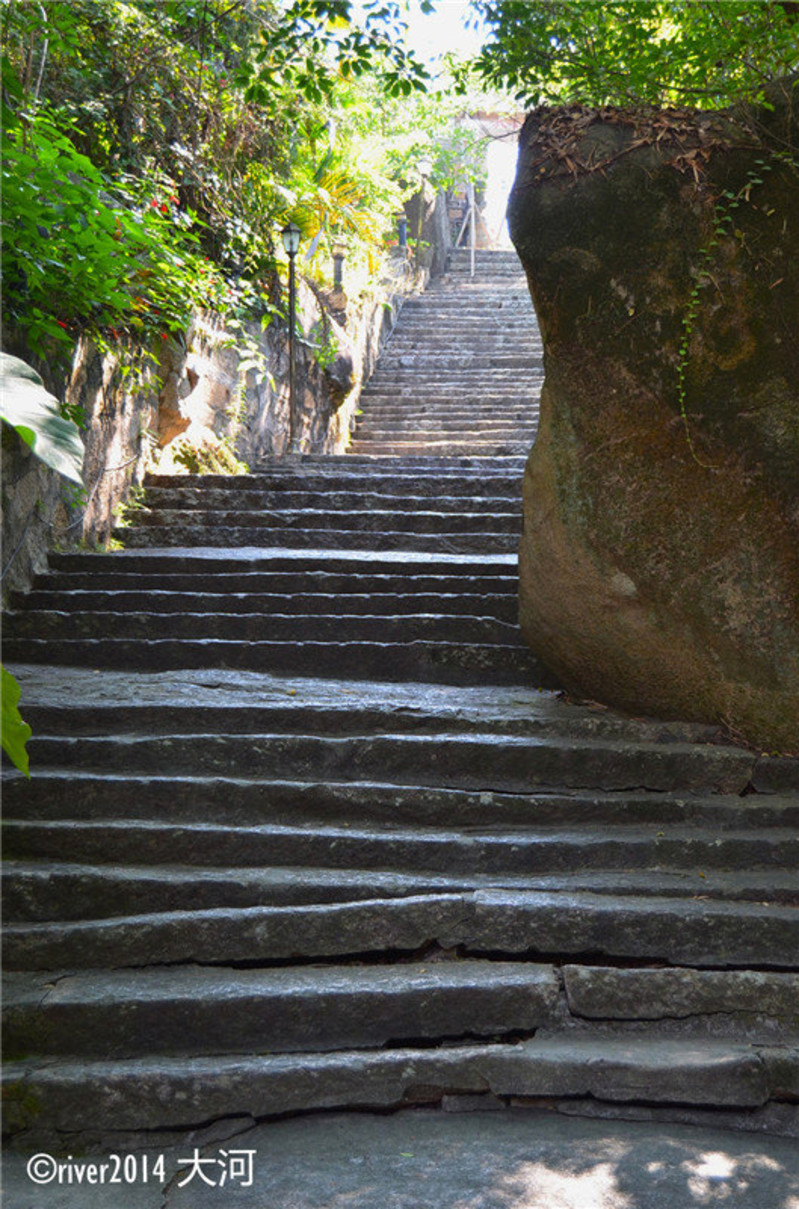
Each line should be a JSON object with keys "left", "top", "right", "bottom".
{"left": 2, "top": 251, "right": 425, "bottom": 603}
{"left": 509, "top": 78, "right": 799, "bottom": 752}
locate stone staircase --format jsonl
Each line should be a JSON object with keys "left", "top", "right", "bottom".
{"left": 3, "top": 249, "right": 799, "bottom": 1145}
{"left": 350, "top": 248, "right": 540, "bottom": 456}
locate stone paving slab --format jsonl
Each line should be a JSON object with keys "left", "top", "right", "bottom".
{"left": 4, "top": 1109, "right": 799, "bottom": 1208}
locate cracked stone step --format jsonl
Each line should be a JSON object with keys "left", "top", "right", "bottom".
{"left": 11, "top": 807, "right": 790, "bottom": 876}
{"left": 5, "top": 773, "right": 796, "bottom": 830}
{"left": 14, "top": 728, "right": 755, "bottom": 790}
{"left": 3, "top": 961, "right": 561, "bottom": 1060}
{"left": 0, "top": 638, "right": 544, "bottom": 682}
{"left": 5, "top": 862, "right": 797, "bottom": 932}
{"left": 3, "top": 1036, "right": 788, "bottom": 1134}
{"left": 4, "top": 890, "right": 799, "bottom": 972}
{"left": 6, "top": 816, "right": 792, "bottom": 882}
{"left": 4, "top": 889, "right": 795, "bottom": 968}
{"left": 561, "top": 966, "right": 799, "bottom": 1036}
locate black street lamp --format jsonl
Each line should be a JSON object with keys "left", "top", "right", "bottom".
{"left": 281, "top": 221, "right": 302, "bottom": 454}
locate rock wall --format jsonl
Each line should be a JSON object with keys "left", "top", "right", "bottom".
{"left": 2, "top": 252, "right": 424, "bottom": 602}
{"left": 509, "top": 79, "right": 799, "bottom": 752}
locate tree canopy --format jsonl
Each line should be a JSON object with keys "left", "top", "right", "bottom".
{"left": 2, "top": 0, "right": 796, "bottom": 371}
{"left": 471, "top": 1, "right": 799, "bottom": 109}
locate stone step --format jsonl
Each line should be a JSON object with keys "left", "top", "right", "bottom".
{"left": 376, "top": 355, "right": 541, "bottom": 369}
{"left": 14, "top": 727, "right": 755, "bottom": 790}
{"left": 5, "top": 610, "right": 522, "bottom": 644}
{"left": 144, "top": 467, "right": 528, "bottom": 490}
{"left": 6, "top": 816, "right": 790, "bottom": 881}
{"left": 5, "top": 814, "right": 793, "bottom": 885}
{"left": 3, "top": 961, "right": 561, "bottom": 1059}
{"left": 5, "top": 860, "right": 797, "bottom": 930}
{"left": 122, "top": 508, "right": 524, "bottom": 534}
{"left": 28, "top": 570, "right": 518, "bottom": 595}
{"left": 365, "top": 370, "right": 538, "bottom": 382}
{"left": 2, "top": 887, "right": 797, "bottom": 970}
{"left": 46, "top": 550, "right": 520, "bottom": 576}
{"left": 7, "top": 1033, "right": 787, "bottom": 1134}
{"left": 112, "top": 527, "right": 521, "bottom": 552}
{"left": 5, "top": 770, "right": 793, "bottom": 831}
{"left": 139, "top": 488, "right": 522, "bottom": 511}
{"left": 12, "top": 590, "right": 520, "bottom": 619}
{"left": 350, "top": 416, "right": 535, "bottom": 429}
{"left": 1, "top": 638, "right": 542, "bottom": 682}
{"left": 359, "top": 383, "right": 541, "bottom": 394}
{"left": 384, "top": 334, "right": 541, "bottom": 348}
{"left": 354, "top": 402, "right": 536, "bottom": 414}
{"left": 346, "top": 443, "right": 532, "bottom": 457}
{"left": 352, "top": 425, "right": 534, "bottom": 439}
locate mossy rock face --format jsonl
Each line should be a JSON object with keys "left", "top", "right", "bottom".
{"left": 509, "top": 81, "right": 799, "bottom": 752}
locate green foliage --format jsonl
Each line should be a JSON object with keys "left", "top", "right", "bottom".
{"left": 1, "top": 101, "right": 213, "bottom": 361}
{"left": 0, "top": 0, "right": 443, "bottom": 364}
{"left": 1, "top": 665, "right": 32, "bottom": 778}
{"left": 472, "top": 1, "right": 799, "bottom": 108}
{"left": 0, "top": 354, "right": 84, "bottom": 483}
{"left": 248, "top": 0, "right": 430, "bottom": 104}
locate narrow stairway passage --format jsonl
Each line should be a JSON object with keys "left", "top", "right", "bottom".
{"left": 2, "top": 249, "right": 799, "bottom": 1146}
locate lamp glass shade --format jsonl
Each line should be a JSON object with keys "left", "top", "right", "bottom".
{"left": 418, "top": 157, "right": 433, "bottom": 178}
{"left": 332, "top": 240, "right": 347, "bottom": 259}
{"left": 281, "top": 222, "right": 301, "bottom": 256}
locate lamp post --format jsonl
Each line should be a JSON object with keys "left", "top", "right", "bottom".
{"left": 281, "top": 221, "right": 301, "bottom": 454}
{"left": 332, "top": 239, "right": 346, "bottom": 290}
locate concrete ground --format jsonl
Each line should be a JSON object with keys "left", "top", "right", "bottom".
{"left": 4, "top": 1108, "right": 799, "bottom": 1209}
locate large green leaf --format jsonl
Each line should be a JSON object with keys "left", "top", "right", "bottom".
{"left": 0, "top": 353, "right": 84, "bottom": 484}
{"left": 1, "top": 665, "right": 31, "bottom": 778}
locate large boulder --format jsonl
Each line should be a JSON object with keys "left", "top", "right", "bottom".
{"left": 508, "top": 80, "right": 799, "bottom": 752}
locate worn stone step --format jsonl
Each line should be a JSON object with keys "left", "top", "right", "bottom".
{"left": 43, "top": 552, "right": 519, "bottom": 582}
{"left": 6, "top": 768, "right": 794, "bottom": 831}
{"left": 350, "top": 417, "right": 534, "bottom": 430}
{"left": 2, "top": 888, "right": 797, "bottom": 970}
{"left": 5, "top": 860, "right": 797, "bottom": 932}
{"left": 384, "top": 336, "right": 540, "bottom": 349}
{"left": 3, "top": 1034, "right": 792, "bottom": 1136}
{"left": 113, "top": 526, "right": 521, "bottom": 552}
{"left": 6, "top": 813, "right": 791, "bottom": 886}
{"left": 28, "top": 570, "right": 518, "bottom": 597}
{"left": 560, "top": 966, "right": 799, "bottom": 1036}
{"left": 126, "top": 508, "right": 523, "bottom": 534}
{"left": 353, "top": 406, "right": 535, "bottom": 419}
{"left": 346, "top": 443, "right": 532, "bottom": 457}
{"left": 3, "top": 961, "right": 561, "bottom": 1060}
{"left": 139, "top": 488, "right": 521, "bottom": 512}
{"left": 14, "top": 590, "right": 519, "bottom": 620}
{"left": 376, "top": 355, "right": 541, "bottom": 370}
{"left": 15, "top": 727, "right": 754, "bottom": 790}
{"left": 5, "top": 611, "right": 522, "bottom": 645}
{"left": 358, "top": 384, "right": 540, "bottom": 398}
{"left": 144, "top": 470, "right": 526, "bottom": 493}
{"left": 1, "top": 638, "right": 542, "bottom": 682}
